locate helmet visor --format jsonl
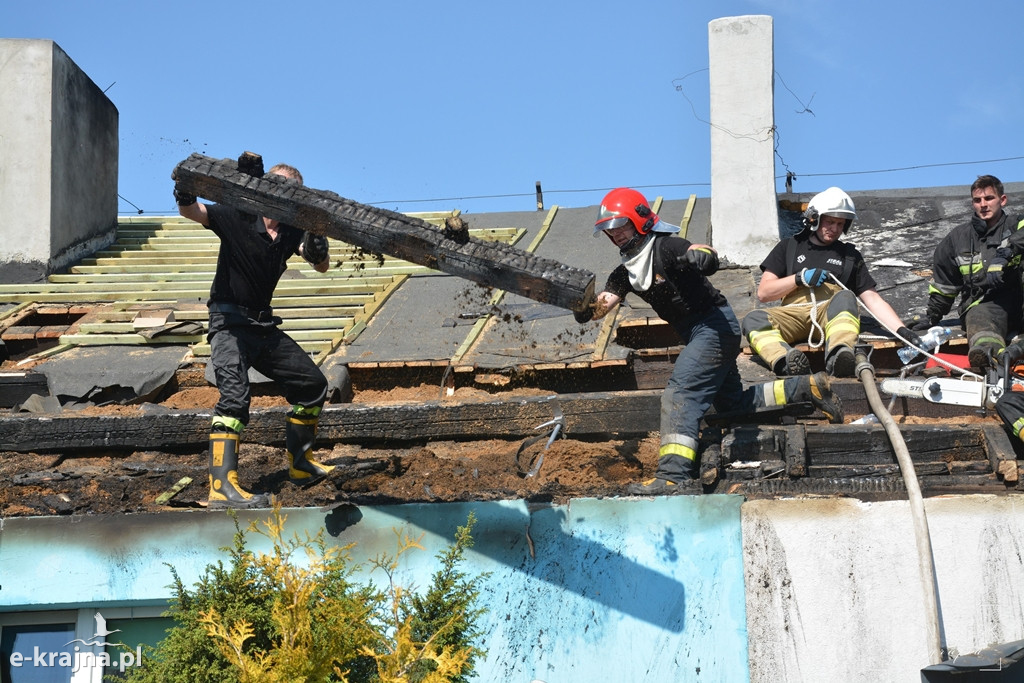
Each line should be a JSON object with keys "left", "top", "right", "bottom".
{"left": 594, "top": 215, "right": 633, "bottom": 235}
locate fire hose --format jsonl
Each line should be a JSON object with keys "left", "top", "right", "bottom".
{"left": 855, "top": 348, "right": 943, "bottom": 664}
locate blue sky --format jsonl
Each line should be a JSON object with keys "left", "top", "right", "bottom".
{"left": 5, "top": 1, "right": 1024, "bottom": 216}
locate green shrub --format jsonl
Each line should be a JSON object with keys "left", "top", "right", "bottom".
{"left": 121, "top": 506, "right": 487, "bottom": 683}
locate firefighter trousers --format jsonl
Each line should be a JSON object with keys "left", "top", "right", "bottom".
{"left": 208, "top": 311, "right": 328, "bottom": 428}
{"left": 742, "top": 290, "right": 860, "bottom": 372}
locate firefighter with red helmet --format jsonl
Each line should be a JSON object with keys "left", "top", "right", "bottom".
{"left": 577, "top": 188, "right": 844, "bottom": 494}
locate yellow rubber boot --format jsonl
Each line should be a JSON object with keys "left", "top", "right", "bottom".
{"left": 285, "top": 414, "right": 334, "bottom": 485}
{"left": 208, "top": 430, "right": 270, "bottom": 510}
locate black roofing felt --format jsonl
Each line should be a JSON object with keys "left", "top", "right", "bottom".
{"left": 7, "top": 183, "right": 1024, "bottom": 401}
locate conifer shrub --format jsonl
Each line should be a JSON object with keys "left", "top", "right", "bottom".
{"left": 121, "top": 506, "right": 487, "bottom": 683}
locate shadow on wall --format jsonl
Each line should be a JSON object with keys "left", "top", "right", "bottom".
{"left": 327, "top": 498, "right": 746, "bottom": 635}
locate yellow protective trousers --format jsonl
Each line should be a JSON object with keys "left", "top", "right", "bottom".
{"left": 742, "top": 289, "right": 860, "bottom": 370}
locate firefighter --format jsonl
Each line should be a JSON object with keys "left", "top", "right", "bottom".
{"left": 175, "top": 164, "right": 335, "bottom": 509}
{"left": 993, "top": 341, "right": 1024, "bottom": 442}
{"left": 742, "top": 186, "right": 922, "bottom": 377}
{"left": 576, "top": 188, "right": 845, "bottom": 494}
{"left": 914, "top": 175, "right": 1024, "bottom": 369}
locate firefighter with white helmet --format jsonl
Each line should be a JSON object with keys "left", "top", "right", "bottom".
{"left": 577, "top": 188, "right": 844, "bottom": 494}
{"left": 741, "top": 186, "right": 922, "bottom": 377}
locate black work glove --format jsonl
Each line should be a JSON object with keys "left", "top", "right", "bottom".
{"left": 897, "top": 326, "right": 925, "bottom": 351}
{"left": 908, "top": 317, "right": 938, "bottom": 332}
{"left": 173, "top": 184, "right": 196, "bottom": 207}
{"left": 684, "top": 247, "right": 719, "bottom": 276}
{"left": 797, "top": 267, "right": 828, "bottom": 288}
{"left": 302, "top": 232, "right": 329, "bottom": 265}
{"left": 1003, "top": 341, "right": 1024, "bottom": 365}
{"left": 573, "top": 292, "right": 596, "bottom": 323}
{"left": 981, "top": 247, "right": 1012, "bottom": 289}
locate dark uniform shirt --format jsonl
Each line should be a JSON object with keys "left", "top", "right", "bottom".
{"left": 604, "top": 235, "right": 727, "bottom": 327}
{"left": 205, "top": 204, "right": 305, "bottom": 312}
{"left": 760, "top": 233, "right": 876, "bottom": 295}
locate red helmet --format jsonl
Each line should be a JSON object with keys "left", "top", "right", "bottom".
{"left": 594, "top": 187, "right": 660, "bottom": 236}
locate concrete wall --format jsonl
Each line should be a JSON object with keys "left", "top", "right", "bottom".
{"left": 743, "top": 497, "right": 1024, "bottom": 682}
{"left": 708, "top": 16, "right": 779, "bottom": 267}
{"left": 4, "top": 496, "right": 1023, "bottom": 681}
{"left": 0, "top": 39, "right": 118, "bottom": 283}
{"left": 0, "top": 498, "right": 751, "bottom": 682}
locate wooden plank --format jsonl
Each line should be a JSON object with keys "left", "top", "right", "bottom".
{"left": 591, "top": 306, "right": 619, "bottom": 362}
{"left": 189, "top": 340, "right": 334, "bottom": 357}
{"left": 98, "top": 306, "right": 364, "bottom": 321}
{"left": 75, "top": 317, "right": 352, "bottom": 334}
{"left": 803, "top": 425, "right": 988, "bottom": 466}
{"left": 154, "top": 476, "right": 193, "bottom": 505}
{"left": 47, "top": 271, "right": 399, "bottom": 285}
{"left": 981, "top": 424, "right": 1020, "bottom": 483}
{"left": 807, "top": 461, "right": 992, "bottom": 478}
{"left": 172, "top": 153, "right": 595, "bottom": 311}
{"left": 678, "top": 194, "right": 697, "bottom": 239}
{"left": 0, "top": 279, "right": 390, "bottom": 297}
{"left": 59, "top": 333, "right": 208, "bottom": 346}
{"left": 0, "top": 389, "right": 665, "bottom": 452}
{"left": 783, "top": 424, "right": 807, "bottom": 477}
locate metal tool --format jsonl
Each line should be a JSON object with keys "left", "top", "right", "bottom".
{"left": 515, "top": 403, "right": 564, "bottom": 478}
{"left": 880, "top": 376, "right": 1002, "bottom": 407}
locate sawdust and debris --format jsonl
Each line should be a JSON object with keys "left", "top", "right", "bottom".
{"left": 0, "top": 380, "right": 1007, "bottom": 518}
{"left": 0, "top": 383, "right": 657, "bottom": 517}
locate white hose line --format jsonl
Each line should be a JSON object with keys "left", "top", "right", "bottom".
{"left": 825, "top": 272, "right": 983, "bottom": 381}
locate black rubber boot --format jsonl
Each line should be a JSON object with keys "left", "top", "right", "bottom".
{"left": 825, "top": 346, "right": 856, "bottom": 377}
{"left": 208, "top": 430, "right": 271, "bottom": 510}
{"left": 773, "top": 347, "right": 811, "bottom": 376}
{"left": 285, "top": 414, "right": 334, "bottom": 485}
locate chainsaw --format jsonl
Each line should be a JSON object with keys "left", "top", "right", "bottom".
{"left": 880, "top": 352, "right": 1024, "bottom": 408}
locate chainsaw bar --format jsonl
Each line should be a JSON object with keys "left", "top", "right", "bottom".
{"left": 879, "top": 378, "right": 926, "bottom": 400}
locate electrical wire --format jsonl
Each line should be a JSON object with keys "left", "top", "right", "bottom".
{"left": 118, "top": 155, "right": 1024, "bottom": 215}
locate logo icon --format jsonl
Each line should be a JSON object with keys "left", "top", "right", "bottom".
{"left": 8, "top": 611, "right": 142, "bottom": 674}
{"left": 65, "top": 612, "right": 123, "bottom": 648}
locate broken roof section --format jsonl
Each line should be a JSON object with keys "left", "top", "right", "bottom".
{"left": 0, "top": 214, "right": 524, "bottom": 361}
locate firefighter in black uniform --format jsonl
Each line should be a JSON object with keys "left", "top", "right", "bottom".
{"left": 915, "top": 175, "right": 1024, "bottom": 369}
{"left": 742, "top": 186, "right": 923, "bottom": 377}
{"left": 175, "top": 163, "right": 334, "bottom": 509}
{"left": 575, "top": 188, "right": 844, "bottom": 494}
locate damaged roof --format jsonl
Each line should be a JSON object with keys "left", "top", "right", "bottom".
{"left": 2, "top": 183, "right": 1024, "bottom": 517}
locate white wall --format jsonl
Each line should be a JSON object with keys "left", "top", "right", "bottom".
{"left": 743, "top": 496, "right": 1024, "bottom": 682}
{"left": 0, "top": 39, "right": 118, "bottom": 282}
{"left": 708, "top": 16, "right": 779, "bottom": 267}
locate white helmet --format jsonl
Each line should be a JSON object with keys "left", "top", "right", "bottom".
{"left": 803, "top": 186, "right": 856, "bottom": 234}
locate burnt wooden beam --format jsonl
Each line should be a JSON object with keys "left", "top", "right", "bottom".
{"left": 783, "top": 424, "right": 807, "bottom": 477}
{"left": 699, "top": 443, "right": 721, "bottom": 486}
{"left": 0, "top": 390, "right": 666, "bottom": 453}
{"left": 802, "top": 425, "right": 989, "bottom": 466}
{"left": 171, "top": 153, "right": 595, "bottom": 312}
{"left": 981, "top": 424, "right": 1021, "bottom": 483}
{"left": 725, "top": 473, "right": 1009, "bottom": 498}
{"left": 0, "top": 372, "right": 49, "bottom": 408}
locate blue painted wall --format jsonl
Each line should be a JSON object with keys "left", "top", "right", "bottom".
{"left": 0, "top": 496, "right": 749, "bottom": 681}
